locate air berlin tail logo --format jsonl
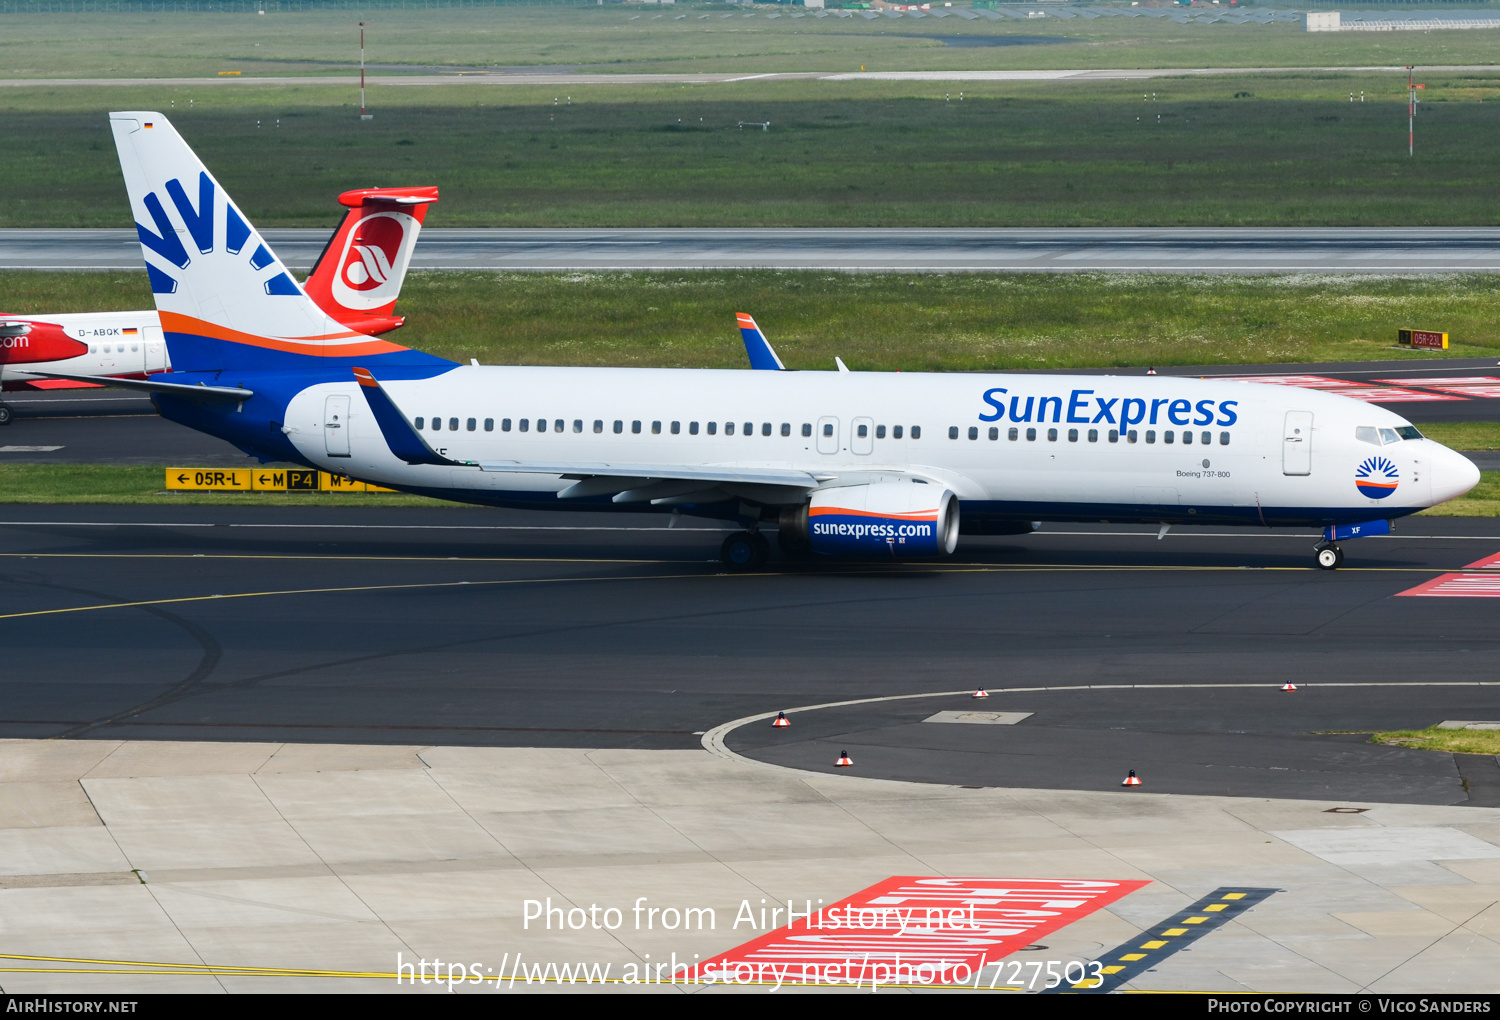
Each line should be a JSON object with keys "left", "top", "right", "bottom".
{"left": 329, "top": 211, "right": 415, "bottom": 311}
{"left": 341, "top": 216, "right": 405, "bottom": 291}
{"left": 1355, "top": 456, "right": 1398, "bottom": 499}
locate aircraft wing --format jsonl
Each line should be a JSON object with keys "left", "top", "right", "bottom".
{"left": 476, "top": 460, "right": 818, "bottom": 488}
{"left": 24, "top": 371, "right": 252, "bottom": 403}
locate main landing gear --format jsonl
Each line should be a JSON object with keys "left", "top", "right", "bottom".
{"left": 0, "top": 403, "right": 11, "bottom": 426}
{"left": 721, "top": 531, "right": 770, "bottom": 571}
{"left": 1315, "top": 543, "right": 1344, "bottom": 570}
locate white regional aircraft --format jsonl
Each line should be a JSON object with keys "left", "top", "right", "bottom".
{"left": 102, "top": 112, "right": 1480, "bottom": 571}
{"left": 0, "top": 181, "right": 437, "bottom": 425}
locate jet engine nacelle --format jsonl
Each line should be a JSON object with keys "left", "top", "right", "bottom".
{"left": 0, "top": 320, "right": 88, "bottom": 364}
{"left": 793, "top": 480, "right": 960, "bottom": 558}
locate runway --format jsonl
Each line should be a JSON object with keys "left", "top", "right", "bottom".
{"left": 2, "top": 506, "right": 1497, "bottom": 806}
{"left": 7, "top": 227, "right": 1500, "bottom": 273}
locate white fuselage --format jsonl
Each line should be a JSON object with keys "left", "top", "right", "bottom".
{"left": 279, "top": 366, "right": 1480, "bottom": 527}
{"left": 0, "top": 311, "right": 168, "bottom": 387}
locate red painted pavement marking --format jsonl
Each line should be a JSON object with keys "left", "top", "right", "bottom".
{"left": 1373, "top": 377, "right": 1500, "bottom": 388}
{"left": 1463, "top": 552, "right": 1500, "bottom": 570}
{"left": 1397, "top": 573, "right": 1500, "bottom": 598}
{"left": 1335, "top": 387, "right": 1464, "bottom": 403}
{"left": 708, "top": 876, "right": 1148, "bottom": 988}
{"left": 1210, "top": 375, "right": 1356, "bottom": 389}
{"left": 1206, "top": 376, "right": 1461, "bottom": 402}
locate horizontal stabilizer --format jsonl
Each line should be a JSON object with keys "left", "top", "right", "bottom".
{"left": 353, "top": 366, "right": 463, "bottom": 466}
{"left": 25, "top": 371, "right": 251, "bottom": 403}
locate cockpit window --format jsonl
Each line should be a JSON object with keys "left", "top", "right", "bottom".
{"left": 1355, "top": 426, "right": 1380, "bottom": 446}
{"left": 1396, "top": 425, "right": 1424, "bottom": 441}
{"left": 1379, "top": 427, "right": 1401, "bottom": 445}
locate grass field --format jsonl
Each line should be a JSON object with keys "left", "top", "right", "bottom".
{"left": 9, "top": 269, "right": 1500, "bottom": 370}
{"left": 2, "top": 9, "right": 1500, "bottom": 78}
{"left": 1370, "top": 726, "right": 1500, "bottom": 755}
{"left": 2, "top": 71, "right": 1499, "bottom": 227}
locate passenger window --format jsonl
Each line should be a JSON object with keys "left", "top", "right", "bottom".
{"left": 594, "top": 420, "right": 603, "bottom": 433}
{"left": 744, "top": 422, "right": 752, "bottom": 436}
{"left": 762, "top": 423, "right": 772, "bottom": 436}
{"left": 1182, "top": 430, "right": 1192, "bottom": 445}
{"left": 632, "top": 420, "right": 642, "bottom": 434}
{"left": 1047, "top": 428, "right": 1057, "bottom": 442}
{"left": 967, "top": 427, "right": 978, "bottom": 440}
{"left": 1088, "top": 429, "right": 1098, "bottom": 443}
{"left": 893, "top": 425, "right": 903, "bottom": 439}
{"left": 467, "top": 418, "right": 477, "bottom": 432}
{"left": 554, "top": 419, "right": 563, "bottom": 433}
{"left": 822, "top": 423, "right": 833, "bottom": 437}
{"left": 1201, "top": 431, "right": 1211, "bottom": 446}
{"left": 1108, "top": 429, "right": 1118, "bottom": 443}
{"left": 708, "top": 422, "right": 717, "bottom": 435}
{"left": 484, "top": 418, "right": 494, "bottom": 432}
{"left": 573, "top": 420, "right": 582, "bottom": 433}
{"left": 876, "top": 425, "right": 886, "bottom": 439}
{"left": 1145, "top": 430, "right": 1155, "bottom": 444}
{"left": 1127, "top": 430, "right": 1138, "bottom": 444}
{"left": 1356, "top": 426, "right": 1380, "bottom": 446}
{"left": 502, "top": 418, "right": 512, "bottom": 432}
{"left": 690, "top": 422, "right": 700, "bottom": 435}
{"left": 1219, "top": 431, "right": 1230, "bottom": 445}
{"left": 781, "top": 423, "right": 791, "bottom": 437}
{"left": 431, "top": 416, "right": 442, "bottom": 431}
{"left": 535, "top": 419, "right": 546, "bottom": 433}
{"left": 671, "top": 421, "right": 681, "bottom": 435}
{"left": 450, "top": 418, "right": 461, "bottom": 432}
{"left": 1165, "top": 431, "right": 1175, "bottom": 444}
{"left": 1068, "top": 429, "right": 1078, "bottom": 443}
{"left": 802, "top": 423, "right": 812, "bottom": 437}
{"left": 613, "top": 420, "right": 623, "bottom": 434}
{"left": 1008, "top": 427, "right": 1018, "bottom": 441}
{"left": 414, "top": 417, "right": 424, "bottom": 430}
{"left": 1026, "top": 428, "right": 1036, "bottom": 442}
{"left": 726, "top": 422, "right": 736, "bottom": 436}
{"left": 520, "top": 419, "right": 530, "bottom": 433}
{"left": 652, "top": 421, "right": 661, "bottom": 434}
{"left": 988, "top": 427, "right": 998, "bottom": 440}
{"left": 859, "top": 424, "right": 870, "bottom": 439}
{"left": 949, "top": 427, "right": 959, "bottom": 440}
{"left": 1379, "top": 427, "right": 1401, "bottom": 445}
{"left": 911, "top": 426, "right": 921, "bottom": 439}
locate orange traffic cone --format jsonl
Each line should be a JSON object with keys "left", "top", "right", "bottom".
{"left": 835, "top": 750, "right": 853, "bottom": 768}
{"left": 772, "top": 712, "right": 790, "bottom": 728}
{"left": 972, "top": 687, "right": 990, "bottom": 699}
{"left": 1281, "top": 682, "right": 1297, "bottom": 693}
{"left": 1122, "top": 769, "right": 1142, "bottom": 787}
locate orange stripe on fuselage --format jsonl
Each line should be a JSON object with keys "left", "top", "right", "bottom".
{"left": 158, "top": 311, "right": 410, "bottom": 358}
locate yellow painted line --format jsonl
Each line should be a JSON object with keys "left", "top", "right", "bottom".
{"left": 0, "top": 571, "right": 708, "bottom": 622}
{"left": 1100, "top": 966, "right": 1126, "bottom": 975}
{"left": 1222, "top": 893, "right": 1246, "bottom": 900}
{"left": 1205, "top": 903, "right": 1227, "bottom": 912}
{"left": 1118, "top": 953, "right": 1147, "bottom": 962}
{"left": 1184, "top": 916, "right": 1210, "bottom": 924}
{"left": 1162, "top": 927, "right": 1189, "bottom": 936}
{"left": 1140, "top": 940, "right": 1168, "bottom": 950}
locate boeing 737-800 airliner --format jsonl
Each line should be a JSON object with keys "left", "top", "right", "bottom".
{"left": 99, "top": 111, "right": 1481, "bottom": 570}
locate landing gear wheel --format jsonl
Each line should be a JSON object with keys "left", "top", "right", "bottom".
{"left": 1315, "top": 545, "right": 1342, "bottom": 570}
{"left": 721, "top": 531, "right": 768, "bottom": 571}
{"left": 0, "top": 404, "right": 11, "bottom": 426}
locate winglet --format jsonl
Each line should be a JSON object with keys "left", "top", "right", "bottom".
{"left": 736, "top": 313, "right": 786, "bottom": 371}
{"left": 353, "top": 366, "right": 460, "bottom": 466}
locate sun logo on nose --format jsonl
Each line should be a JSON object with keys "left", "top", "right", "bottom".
{"left": 1355, "top": 456, "right": 1399, "bottom": 499}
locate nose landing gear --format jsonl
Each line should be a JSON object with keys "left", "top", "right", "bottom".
{"left": 1315, "top": 543, "right": 1344, "bottom": 570}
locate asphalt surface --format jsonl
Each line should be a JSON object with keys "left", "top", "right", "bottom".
{"left": 7, "top": 227, "right": 1500, "bottom": 273}
{"left": 3, "top": 357, "right": 1498, "bottom": 467}
{"left": 1, "top": 507, "right": 1496, "bottom": 806}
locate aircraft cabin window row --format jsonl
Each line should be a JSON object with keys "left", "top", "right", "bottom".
{"left": 966, "top": 426, "right": 1233, "bottom": 446}
{"left": 410, "top": 418, "right": 924, "bottom": 440}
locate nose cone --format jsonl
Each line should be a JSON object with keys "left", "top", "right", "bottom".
{"left": 1429, "top": 443, "right": 1482, "bottom": 506}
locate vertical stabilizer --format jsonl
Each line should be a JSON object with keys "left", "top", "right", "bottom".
{"left": 304, "top": 186, "right": 438, "bottom": 336}
{"left": 109, "top": 112, "right": 447, "bottom": 375}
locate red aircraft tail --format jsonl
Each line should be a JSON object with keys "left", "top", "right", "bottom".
{"left": 303, "top": 186, "right": 438, "bottom": 336}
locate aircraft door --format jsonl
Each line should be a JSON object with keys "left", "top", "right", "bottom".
{"left": 324, "top": 394, "right": 351, "bottom": 457}
{"left": 851, "top": 417, "right": 874, "bottom": 455}
{"left": 816, "top": 416, "right": 839, "bottom": 455}
{"left": 1282, "top": 411, "right": 1313, "bottom": 476}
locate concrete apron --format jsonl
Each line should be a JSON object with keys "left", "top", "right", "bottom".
{"left": 1, "top": 738, "right": 1497, "bottom": 994}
